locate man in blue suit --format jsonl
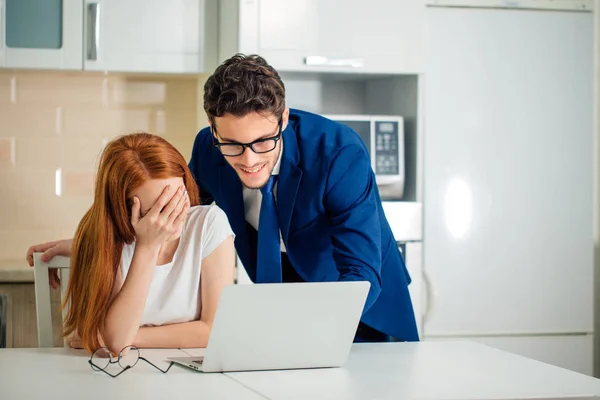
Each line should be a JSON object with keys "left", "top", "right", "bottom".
{"left": 191, "top": 54, "right": 418, "bottom": 343}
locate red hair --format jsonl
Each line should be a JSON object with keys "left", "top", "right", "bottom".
{"left": 63, "top": 133, "right": 200, "bottom": 353}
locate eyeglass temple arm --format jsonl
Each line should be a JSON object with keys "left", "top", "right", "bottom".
{"left": 139, "top": 356, "right": 175, "bottom": 373}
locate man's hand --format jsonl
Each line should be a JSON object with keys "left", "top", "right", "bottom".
{"left": 25, "top": 239, "right": 73, "bottom": 289}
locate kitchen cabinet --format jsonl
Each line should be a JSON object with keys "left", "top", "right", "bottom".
{"left": 219, "top": 0, "right": 425, "bottom": 74}
{"left": 0, "top": 283, "right": 63, "bottom": 348}
{"left": 83, "top": 0, "right": 218, "bottom": 73}
{"left": 0, "top": 0, "right": 83, "bottom": 70}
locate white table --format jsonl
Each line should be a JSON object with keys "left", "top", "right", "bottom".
{"left": 0, "top": 347, "right": 264, "bottom": 399}
{"left": 2, "top": 342, "right": 600, "bottom": 400}
{"left": 223, "top": 341, "right": 600, "bottom": 400}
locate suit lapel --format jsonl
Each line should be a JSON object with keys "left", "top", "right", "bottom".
{"left": 277, "top": 123, "right": 303, "bottom": 245}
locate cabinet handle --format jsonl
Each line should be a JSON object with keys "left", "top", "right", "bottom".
{"left": 0, "top": 294, "right": 7, "bottom": 349}
{"left": 0, "top": 1, "right": 4, "bottom": 52}
{"left": 87, "top": 3, "right": 100, "bottom": 61}
{"left": 304, "top": 56, "right": 364, "bottom": 68}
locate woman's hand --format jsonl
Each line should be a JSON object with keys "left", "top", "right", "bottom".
{"left": 130, "top": 185, "right": 189, "bottom": 250}
{"left": 66, "top": 330, "right": 83, "bottom": 349}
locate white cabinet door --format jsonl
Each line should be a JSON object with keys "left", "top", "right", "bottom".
{"left": 230, "top": 0, "right": 424, "bottom": 74}
{"left": 84, "top": 0, "right": 217, "bottom": 73}
{"left": 2, "top": 0, "right": 82, "bottom": 70}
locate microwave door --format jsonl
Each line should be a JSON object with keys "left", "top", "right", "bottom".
{"left": 328, "top": 119, "right": 374, "bottom": 166}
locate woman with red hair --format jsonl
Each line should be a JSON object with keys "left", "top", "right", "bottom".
{"left": 59, "top": 132, "right": 235, "bottom": 354}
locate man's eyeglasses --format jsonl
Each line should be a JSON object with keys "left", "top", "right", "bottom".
{"left": 89, "top": 345, "right": 174, "bottom": 378}
{"left": 213, "top": 118, "right": 282, "bottom": 157}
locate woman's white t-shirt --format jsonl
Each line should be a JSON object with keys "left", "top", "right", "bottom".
{"left": 119, "top": 205, "right": 234, "bottom": 326}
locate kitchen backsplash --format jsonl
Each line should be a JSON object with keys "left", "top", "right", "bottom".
{"left": 0, "top": 70, "right": 206, "bottom": 261}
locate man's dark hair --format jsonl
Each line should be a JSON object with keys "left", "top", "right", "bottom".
{"left": 203, "top": 54, "right": 286, "bottom": 125}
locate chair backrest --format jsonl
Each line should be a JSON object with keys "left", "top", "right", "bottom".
{"left": 33, "top": 253, "right": 70, "bottom": 348}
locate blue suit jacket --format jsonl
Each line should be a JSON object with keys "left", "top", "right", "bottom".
{"left": 189, "top": 109, "right": 419, "bottom": 342}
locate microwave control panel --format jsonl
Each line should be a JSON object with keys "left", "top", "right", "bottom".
{"left": 321, "top": 115, "right": 404, "bottom": 185}
{"left": 374, "top": 121, "right": 400, "bottom": 176}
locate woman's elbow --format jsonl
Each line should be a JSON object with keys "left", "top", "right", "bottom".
{"left": 103, "top": 327, "right": 135, "bottom": 355}
{"left": 104, "top": 336, "right": 130, "bottom": 355}
{"left": 194, "top": 320, "right": 213, "bottom": 348}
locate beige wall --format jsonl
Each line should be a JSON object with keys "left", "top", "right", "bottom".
{"left": 0, "top": 70, "right": 207, "bottom": 262}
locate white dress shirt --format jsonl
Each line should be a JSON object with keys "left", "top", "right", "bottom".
{"left": 120, "top": 205, "right": 234, "bottom": 326}
{"left": 242, "top": 141, "right": 287, "bottom": 252}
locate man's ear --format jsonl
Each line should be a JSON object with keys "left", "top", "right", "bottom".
{"left": 281, "top": 107, "right": 290, "bottom": 131}
{"left": 208, "top": 119, "right": 217, "bottom": 139}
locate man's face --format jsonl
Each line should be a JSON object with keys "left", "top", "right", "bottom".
{"left": 212, "top": 110, "right": 288, "bottom": 189}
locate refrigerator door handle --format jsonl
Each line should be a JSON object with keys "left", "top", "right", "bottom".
{"left": 423, "top": 268, "right": 436, "bottom": 324}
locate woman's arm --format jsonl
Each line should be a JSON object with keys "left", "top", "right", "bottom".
{"left": 103, "top": 245, "right": 159, "bottom": 352}
{"left": 133, "top": 235, "right": 235, "bottom": 348}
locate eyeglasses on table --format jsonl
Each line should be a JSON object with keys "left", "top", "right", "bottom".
{"left": 89, "top": 345, "right": 174, "bottom": 378}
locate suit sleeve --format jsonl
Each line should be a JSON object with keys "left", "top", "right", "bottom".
{"left": 323, "top": 144, "right": 382, "bottom": 312}
{"left": 189, "top": 131, "right": 215, "bottom": 205}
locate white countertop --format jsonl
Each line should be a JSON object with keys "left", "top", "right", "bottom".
{"left": 2, "top": 341, "right": 600, "bottom": 400}
{"left": 0, "top": 259, "right": 34, "bottom": 282}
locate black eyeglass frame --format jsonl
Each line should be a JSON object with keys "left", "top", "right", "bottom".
{"left": 212, "top": 118, "right": 283, "bottom": 157}
{"left": 88, "top": 345, "right": 175, "bottom": 378}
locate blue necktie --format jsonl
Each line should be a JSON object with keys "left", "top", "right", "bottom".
{"left": 256, "top": 175, "right": 282, "bottom": 283}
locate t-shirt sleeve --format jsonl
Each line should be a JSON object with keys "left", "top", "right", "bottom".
{"left": 201, "top": 205, "right": 235, "bottom": 260}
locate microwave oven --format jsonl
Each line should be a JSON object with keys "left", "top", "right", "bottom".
{"left": 323, "top": 114, "right": 405, "bottom": 200}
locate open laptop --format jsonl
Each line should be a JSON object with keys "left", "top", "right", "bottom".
{"left": 167, "top": 280, "right": 370, "bottom": 373}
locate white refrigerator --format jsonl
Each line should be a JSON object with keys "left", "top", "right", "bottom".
{"left": 422, "top": 5, "right": 594, "bottom": 375}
